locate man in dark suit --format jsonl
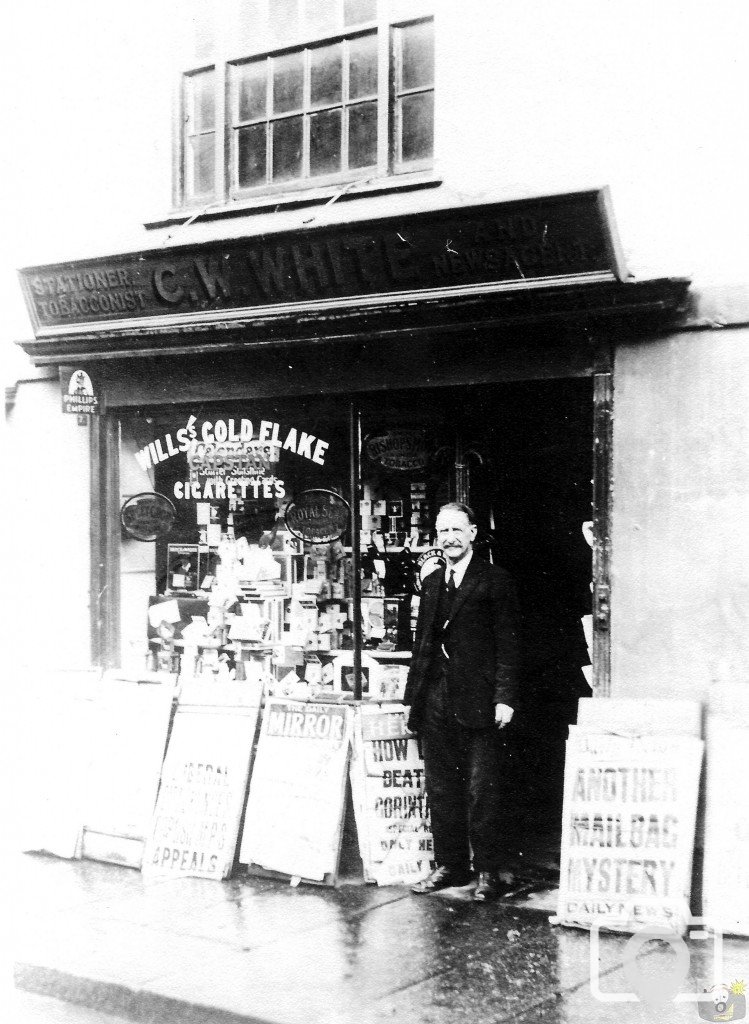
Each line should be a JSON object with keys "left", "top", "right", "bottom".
{"left": 404, "top": 502, "right": 520, "bottom": 901}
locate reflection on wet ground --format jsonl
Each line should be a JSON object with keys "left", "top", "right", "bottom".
{"left": 13, "top": 853, "right": 749, "bottom": 1024}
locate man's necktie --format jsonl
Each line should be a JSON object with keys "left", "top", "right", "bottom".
{"left": 446, "top": 569, "right": 456, "bottom": 613}
{"left": 441, "top": 569, "right": 457, "bottom": 661}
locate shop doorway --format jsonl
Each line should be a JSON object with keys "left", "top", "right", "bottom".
{"left": 359, "top": 376, "right": 597, "bottom": 874}
{"left": 466, "top": 378, "right": 595, "bottom": 872}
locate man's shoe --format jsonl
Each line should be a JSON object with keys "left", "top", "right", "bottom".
{"left": 473, "top": 871, "right": 506, "bottom": 901}
{"left": 411, "top": 865, "right": 472, "bottom": 894}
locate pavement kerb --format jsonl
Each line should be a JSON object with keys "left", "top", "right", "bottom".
{"left": 15, "top": 963, "right": 278, "bottom": 1024}
{"left": 14, "top": 896, "right": 565, "bottom": 1024}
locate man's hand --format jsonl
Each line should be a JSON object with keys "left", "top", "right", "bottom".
{"left": 494, "top": 703, "right": 514, "bottom": 728}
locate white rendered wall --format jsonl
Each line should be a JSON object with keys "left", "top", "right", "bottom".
{"left": 6, "top": 377, "right": 91, "bottom": 669}
{"left": 436, "top": 0, "right": 749, "bottom": 286}
{"left": 612, "top": 326, "right": 749, "bottom": 701}
{"left": 5, "top": 0, "right": 749, "bottom": 345}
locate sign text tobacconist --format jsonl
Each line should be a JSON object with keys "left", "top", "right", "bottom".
{"left": 20, "top": 191, "right": 621, "bottom": 330}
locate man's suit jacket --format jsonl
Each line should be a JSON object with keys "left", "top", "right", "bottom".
{"left": 404, "top": 556, "right": 520, "bottom": 732}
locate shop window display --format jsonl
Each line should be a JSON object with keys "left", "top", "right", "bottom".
{"left": 118, "top": 399, "right": 437, "bottom": 703}
{"left": 117, "top": 379, "right": 593, "bottom": 758}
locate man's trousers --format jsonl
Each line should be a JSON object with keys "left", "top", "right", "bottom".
{"left": 420, "top": 673, "right": 505, "bottom": 873}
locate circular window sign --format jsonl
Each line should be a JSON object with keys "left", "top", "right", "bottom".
{"left": 414, "top": 548, "right": 446, "bottom": 592}
{"left": 121, "top": 492, "right": 176, "bottom": 541}
{"left": 285, "top": 489, "right": 350, "bottom": 544}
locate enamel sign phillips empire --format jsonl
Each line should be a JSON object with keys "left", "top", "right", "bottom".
{"left": 60, "top": 366, "right": 100, "bottom": 415}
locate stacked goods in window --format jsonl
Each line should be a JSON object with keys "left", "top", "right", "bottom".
{"left": 360, "top": 488, "right": 417, "bottom": 551}
{"left": 384, "top": 499, "right": 404, "bottom": 546}
{"left": 359, "top": 483, "right": 378, "bottom": 549}
{"left": 409, "top": 480, "right": 430, "bottom": 548}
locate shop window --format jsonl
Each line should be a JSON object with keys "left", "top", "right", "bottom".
{"left": 116, "top": 399, "right": 430, "bottom": 699}
{"left": 178, "top": 4, "right": 434, "bottom": 206}
{"left": 118, "top": 402, "right": 355, "bottom": 678}
{"left": 115, "top": 381, "right": 594, "bottom": 722}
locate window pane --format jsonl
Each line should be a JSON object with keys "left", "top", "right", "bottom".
{"left": 272, "top": 51, "right": 305, "bottom": 113}
{"left": 236, "top": 61, "right": 267, "bottom": 122}
{"left": 271, "top": 0, "right": 299, "bottom": 43}
{"left": 348, "top": 101, "right": 377, "bottom": 167}
{"left": 237, "top": 123, "right": 267, "bottom": 187}
{"left": 400, "top": 21, "right": 434, "bottom": 90}
{"left": 189, "top": 133, "right": 215, "bottom": 194}
{"left": 187, "top": 71, "right": 215, "bottom": 131}
{"left": 311, "top": 42, "right": 342, "bottom": 107}
{"left": 306, "top": 0, "right": 339, "bottom": 36}
{"left": 344, "top": 0, "right": 376, "bottom": 26}
{"left": 310, "top": 108, "right": 342, "bottom": 175}
{"left": 348, "top": 32, "right": 377, "bottom": 99}
{"left": 272, "top": 116, "right": 304, "bottom": 180}
{"left": 400, "top": 91, "right": 433, "bottom": 162}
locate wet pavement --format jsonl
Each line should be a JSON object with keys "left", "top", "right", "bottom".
{"left": 11, "top": 852, "right": 749, "bottom": 1024}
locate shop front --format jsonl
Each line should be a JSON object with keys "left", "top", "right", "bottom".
{"left": 17, "top": 189, "right": 690, "bottom": 874}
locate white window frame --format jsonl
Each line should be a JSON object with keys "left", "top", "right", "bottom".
{"left": 175, "top": 3, "right": 434, "bottom": 210}
{"left": 181, "top": 66, "right": 218, "bottom": 204}
{"left": 391, "top": 18, "right": 435, "bottom": 175}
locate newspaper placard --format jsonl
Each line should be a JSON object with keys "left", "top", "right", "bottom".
{"left": 81, "top": 677, "right": 175, "bottom": 867}
{"left": 351, "top": 704, "right": 433, "bottom": 886}
{"left": 142, "top": 682, "right": 262, "bottom": 879}
{"left": 702, "top": 684, "right": 749, "bottom": 936}
{"left": 557, "top": 728, "right": 704, "bottom": 933}
{"left": 363, "top": 737, "right": 422, "bottom": 776}
{"left": 239, "top": 699, "right": 352, "bottom": 882}
{"left": 15, "top": 669, "right": 101, "bottom": 859}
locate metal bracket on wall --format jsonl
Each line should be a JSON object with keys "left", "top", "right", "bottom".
{"left": 592, "top": 372, "right": 613, "bottom": 696}
{"left": 594, "top": 583, "right": 611, "bottom": 631}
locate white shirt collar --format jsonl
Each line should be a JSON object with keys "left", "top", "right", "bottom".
{"left": 446, "top": 550, "right": 472, "bottom": 588}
